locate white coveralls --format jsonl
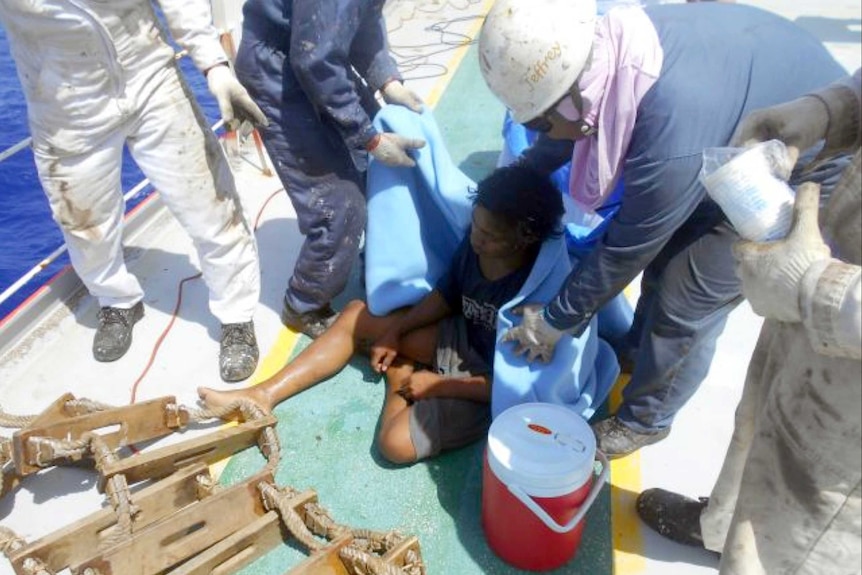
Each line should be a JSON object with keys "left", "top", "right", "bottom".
{"left": 0, "top": 0, "right": 260, "bottom": 323}
{"left": 701, "top": 71, "right": 862, "bottom": 575}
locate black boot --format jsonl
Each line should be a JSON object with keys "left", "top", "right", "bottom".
{"left": 92, "top": 302, "right": 144, "bottom": 362}
{"left": 280, "top": 300, "right": 338, "bottom": 339}
{"left": 636, "top": 488, "right": 708, "bottom": 547}
{"left": 220, "top": 321, "right": 259, "bottom": 382}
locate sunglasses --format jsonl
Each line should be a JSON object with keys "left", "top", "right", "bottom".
{"left": 522, "top": 83, "right": 595, "bottom": 136}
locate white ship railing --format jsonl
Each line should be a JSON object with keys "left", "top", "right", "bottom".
{"left": 0, "top": 0, "right": 250, "bottom": 312}
{"left": 0, "top": 116, "right": 228, "bottom": 309}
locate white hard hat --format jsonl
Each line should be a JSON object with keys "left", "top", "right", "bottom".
{"left": 479, "top": 0, "right": 598, "bottom": 123}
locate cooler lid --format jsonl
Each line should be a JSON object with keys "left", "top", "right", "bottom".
{"left": 487, "top": 402, "right": 596, "bottom": 494}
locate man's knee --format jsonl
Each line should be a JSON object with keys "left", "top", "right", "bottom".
{"left": 377, "top": 424, "right": 417, "bottom": 465}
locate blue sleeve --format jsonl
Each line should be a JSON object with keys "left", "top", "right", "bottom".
{"left": 519, "top": 133, "right": 575, "bottom": 176}
{"left": 349, "top": 9, "right": 400, "bottom": 91}
{"left": 545, "top": 153, "right": 705, "bottom": 334}
{"left": 289, "top": 0, "right": 382, "bottom": 151}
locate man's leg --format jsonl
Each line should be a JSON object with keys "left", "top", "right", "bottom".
{"left": 597, "top": 218, "right": 743, "bottom": 457}
{"left": 377, "top": 361, "right": 420, "bottom": 464}
{"left": 34, "top": 135, "right": 140, "bottom": 308}
{"left": 198, "top": 300, "right": 437, "bottom": 411}
{"left": 127, "top": 65, "right": 261, "bottom": 381}
{"left": 635, "top": 328, "right": 769, "bottom": 551}
{"left": 127, "top": 65, "right": 260, "bottom": 326}
{"left": 34, "top": 131, "right": 146, "bottom": 362}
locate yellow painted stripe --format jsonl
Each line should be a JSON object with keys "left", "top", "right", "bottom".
{"left": 611, "top": 288, "right": 645, "bottom": 574}
{"left": 425, "top": 0, "right": 496, "bottom": 110}
{"left": 209, "top": 327, "right": 299, "bottom": 479}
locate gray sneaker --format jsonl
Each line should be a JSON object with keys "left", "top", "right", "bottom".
{"left": 93, "top": 302, "right": 145, "bottom": 362}
{"left": 280, "top": 301, "right": 338, "bottom": 339}
{"left": 220, "top": 321, "right": 259, "bottom": 382}
{"left": 591, "top": 416, "right": 670, "bottom": 459}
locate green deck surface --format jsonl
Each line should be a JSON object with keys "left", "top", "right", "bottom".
{"left": 222, "top": 45, "right": 613, "bottom": 575}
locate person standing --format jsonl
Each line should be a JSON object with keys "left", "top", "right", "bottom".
{"left": 0, "top": 0, "right": 268, "bottom": 382}
{"left": 478, "top": 0, "right": 848, "bottom": 457}
{"left": 637, "top": 69, "right": 861, "bottom": 575}
{"left": 234, "top": 0, "right": 426, "bottom": 339}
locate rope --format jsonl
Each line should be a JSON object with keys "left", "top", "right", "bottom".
{"left": 403, "top": 548, "right": 425, "bottom": 575}
{"left": 0, "top": 406, "right": 35, "bottom": 429}
{"left": 64, "top": 398, "right": 114, "bottom": 415}
{"left": 259, "top": 483, "right": 324, "bottom": 551}
{"left": 258, "top": 425, "right": 281, "bottom": 472}
{"left": 0, "top": 437, "right": 11, "bottom": 466}
{"left": 0, "top": 526, "right": 25, "bottom": 557}
{"left": 86, "top": 434, "right": 137, "bottom": 549}
{"left": 302, "top": 501, "right": 351, "bottom": 542}
{"left": 28, "top": 437, "right": 90, "bottom": 467}
{"left": 339, "top": 545, "right": 403, "bottom": 575}
{"left": 185, "top": 398, "right": 266, "bottom": 423}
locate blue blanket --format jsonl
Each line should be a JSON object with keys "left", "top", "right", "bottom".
{"left": 366, "top": 106, "right": 619, "bottom": 419}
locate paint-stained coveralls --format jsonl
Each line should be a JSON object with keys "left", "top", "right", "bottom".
{"left": 699, "top": 70, "right": 862, "bottom": 575}
{"left": 0, "top": 0, "right": 261, "bottom": 324}
{"left": 234, "top": 0, "right": 422, "bottom": 325}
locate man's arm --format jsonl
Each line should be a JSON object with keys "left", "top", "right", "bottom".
{"left": 398, "top": 371, "right": 491, "bottom": 403}
{"left": 289, "top": 0, "right": 377, "bottom": 152}
{"left": 157, "top": 0, "right": 227, "bottom": 73}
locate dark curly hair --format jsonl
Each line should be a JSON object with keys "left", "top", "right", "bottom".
{"left": 470, "top": 164, "right": 565, "bottom": 243}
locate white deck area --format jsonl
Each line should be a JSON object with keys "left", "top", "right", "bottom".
{"left": 0, "top": 1, "right": 859, "bottom": 574}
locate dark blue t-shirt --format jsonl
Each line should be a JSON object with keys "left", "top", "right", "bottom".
{"left": 435, "top": 234, "right": 532, "bottom": 366}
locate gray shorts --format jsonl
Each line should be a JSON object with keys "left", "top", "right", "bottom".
{"left": 409, "top": 316, "right": 492, "bottom": 460}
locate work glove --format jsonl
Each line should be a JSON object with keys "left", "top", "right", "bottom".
{"left": 206, "top": 64, "right": 269, "bottom": 131}
{"left": 502, "top": 304, "right": 566, "bottom": 363}
{"left": 381, "top": 80, "right": 424, "bottom": 113}
{"left": 366, "top": 133, "right": 426, "bottom": 167}
{"left": 733, "top": 182, "right": 831, "bottom": 323}
{"left": 730, "top": 95, "right": 829, "bottom": 169}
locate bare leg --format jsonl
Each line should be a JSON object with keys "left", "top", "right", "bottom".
{"left": 199, "top": 300, "right": 396, "bottom": 411}
{"left": 198, "top": 300, "right": 437, "bottom": 413}
{"left": 377, "top": 360, "right": 419, "bottom": 464}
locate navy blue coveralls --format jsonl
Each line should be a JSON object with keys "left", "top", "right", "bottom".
{"left": 524, "top": 3, "right": 848, "bottom": 433}
{"left": 235, "top": 0, "right": 401, "bottom": 314}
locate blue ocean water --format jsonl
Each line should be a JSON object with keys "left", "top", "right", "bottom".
{"left": 0, "top": 25, "right": 221, "bottom": 320}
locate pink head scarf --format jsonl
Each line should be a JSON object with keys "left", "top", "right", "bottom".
{"left": 564, "top": 6, "right": 664, "bottom": 211}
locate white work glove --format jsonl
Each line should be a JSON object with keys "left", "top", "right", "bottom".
{"left": 366, "top": 133, "right": 426, "bottom": 167}
{"left": 733, "top": 182, "right": 831, "bottom": 323}
{"left": 730, "top": 95, "right": 829, "bottom": 168}
{"left": 502, "top": 304, "right": 566, "bottom": 363}
{"left": 206, "top": 64, "right": 269, "bottom": 131}
{"left": 381, "top": 80, "right": 424, "bottom": 113}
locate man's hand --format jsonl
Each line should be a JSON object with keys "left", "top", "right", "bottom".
{"left": 501, "top": 304, "right": 565, "bottom": 363}
{"left": 370, "top": 330, "right": 400, "bottom": 373}
{"left": 730, "top": 96, "right": 829, "bottom": 168}
{"left": 367, "top": 133, "right": 426, "bottom": 167}
{"left": 381, "top": 80, "right": 424, "bottom": 113}
{"left": 397, "top": 371, "right": 443, "bottom": 403}
{"left": 733, "top": 182, "right": 831, "bottom": 322}
{"left": 206, "top": 64, "right": 269, "bottom": 131}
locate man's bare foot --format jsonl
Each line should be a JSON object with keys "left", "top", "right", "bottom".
{"left": 197, "top": 386, "right": 273, "bottom": 416}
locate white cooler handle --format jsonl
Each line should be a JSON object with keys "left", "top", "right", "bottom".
{"left": 507, "top": 449, "right": 610, "bottom": 534}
